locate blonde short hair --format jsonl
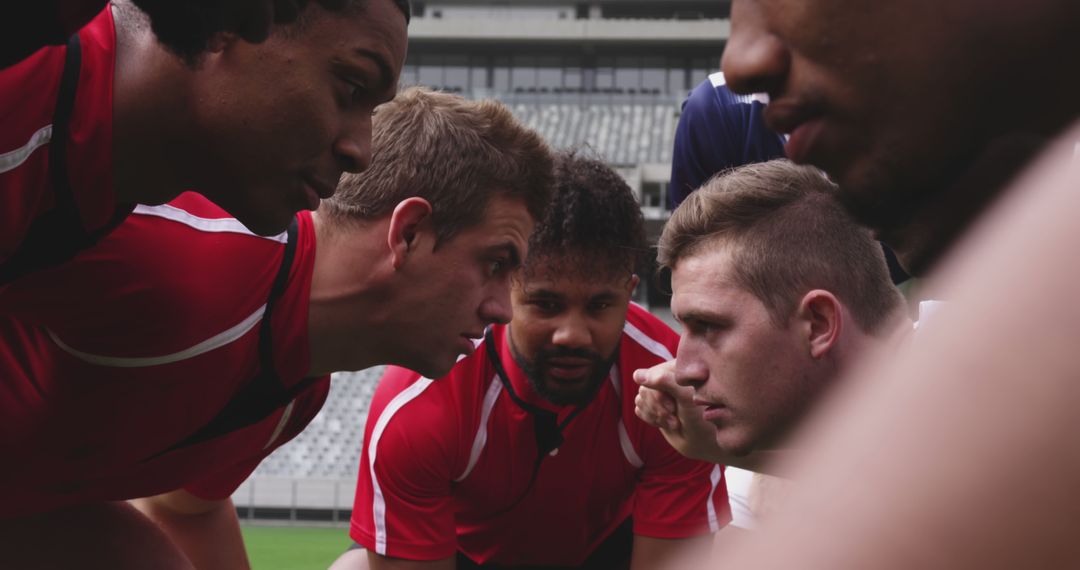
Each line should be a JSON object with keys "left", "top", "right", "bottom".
{"left": 323, "top": 87, "right": 554, "bottom": 245}
{"left": 659, "top": 160, "right": 903, "bottom": 333}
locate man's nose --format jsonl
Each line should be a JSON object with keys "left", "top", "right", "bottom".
{"left": 480, "top": 286, "right": 513, "bottom": 326}
{"left": 674, "top": 338, "right": 708, "bottom": 389}
{"left": 721, "top": 0, "right": 790, "bottom": 96}
{"left": 551, "top": 312, "right": 591, "bottom": 349}
{"left": 334, "top": 113, "right": 373, "bottom": 174}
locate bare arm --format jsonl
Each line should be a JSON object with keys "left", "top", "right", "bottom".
{"left": 715, "top": 125, "right": 1080, "bottom": 569}
{"left": 328, "top": 547, "right": 455, "bottom": 570}
{"left": 631, "top": 535, "right": 712, "bottom": 570}
{"left": 129, "top": 490, "right": 249, "bottom": 570}
{"left": 368, "top": 551, "right": 455, "bottom": 570}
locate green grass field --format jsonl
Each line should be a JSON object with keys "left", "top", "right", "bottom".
{"left": 242, "top": 525, "right": 353, "bottom": 570}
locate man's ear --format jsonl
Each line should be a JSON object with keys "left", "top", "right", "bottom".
{"left": 387, "top": 197, "right": 433, "bottom": 270}
{"left": 796, "top": 289, "right": 843, "bottom": 359}
{"left": 626, "top": 274, "right": 641, "bottom": 294}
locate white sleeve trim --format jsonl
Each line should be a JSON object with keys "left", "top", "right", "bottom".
{"left": 263, "top": 400, "right": 296, "bottom": 450}
{"left": 610, "top": 364, "right": 644, "bottom": 469}
{"left": 368, "top": 377, "right": 437, "bottom": 556}
{"left": 707, "top": 465, "right": 724, "bottom": 532}
{"left": 622, "top": 320, "right": 674, "bottom": 361}
{"left": 454, "top": 376, "right": 502, "bottom": 482}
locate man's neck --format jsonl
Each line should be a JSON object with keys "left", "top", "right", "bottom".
{"left": 305, "top": 212, "right": 393, "bottom": 376}
{"left": 110, "top": 2, "right": 192, "bottom": 206}
{"left": 893, "top": 133, "right": 1049, "bottom": 276}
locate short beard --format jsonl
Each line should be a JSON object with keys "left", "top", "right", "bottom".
{"left": 508, "top": 338, "right": 618, "bottom": 407}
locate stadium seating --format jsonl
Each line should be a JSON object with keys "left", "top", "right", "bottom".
{"left": 508, "top": 102, "right": 676, "bottom": 165}
{"left": 252, "top": 368, "right": 383, "bottom": 480}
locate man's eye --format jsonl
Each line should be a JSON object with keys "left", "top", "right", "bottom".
{"left": 686, "top": 319, "right": 721, "bottom": 336}
{"left": 344, "top": 79, "right": 369, "bottom": 103}
{"left": 533, "top": 300, "right": 559, "bottom": 313}
{"left": 488, "top": 258, "right": 509, "bottom": 276}
{"left": 589, "top": 302, "right": 611, "bottom": 312}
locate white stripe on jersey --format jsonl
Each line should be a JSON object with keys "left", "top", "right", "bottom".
{"left": 132, "top": 204, "right": 288, "bottom": 243}
{"left": 617, "top": 421, "right": 644, "bottom": 468}
{"left": 707, "top": 465, "right": 724, "bottom": 532}
{"left": 708, "top": 71, "right": 770, "bottom": 105}
{"left": 622, "top": 321, "right": 674, "bottom": 361}
{"left": 369, "top": 377, "right": 437, "bottom": 556}
{"left": 47, "top": 304, "right": 266, "bottom": 368}
{"left": 0, "top": 125, "right": 52, "bottom": 174}
{"left": 263, "top": 400, "right": 296, "bottom": 450}
{"left": 608, "top": 364, "right": 644, "bottom": 469}
{"left": 454, "top": 375, "right": 503, "bottom": 482}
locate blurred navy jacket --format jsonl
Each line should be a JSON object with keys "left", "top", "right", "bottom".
{"left": 669, "top": 72, "right": 787, "bottom": 209}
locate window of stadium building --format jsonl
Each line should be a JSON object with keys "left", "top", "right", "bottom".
{"left": 400, "top": 54, "right": 719, "bottom": 96}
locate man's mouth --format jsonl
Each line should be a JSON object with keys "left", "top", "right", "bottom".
{"left": 304, "top": 175, "right": 339, "bottom": 199}
{"left": 458, "top": 333, "right": 483, "bottom": 356}
{"left": 692, "top": 397, "right": 730, "bottom": 422}
{"left": 546, "top": 357, "right": 593, "bottom": 381}
{"left": 763, "top": 101, "right": 825, "bottom": 165}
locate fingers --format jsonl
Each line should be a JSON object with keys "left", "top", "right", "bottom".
{"left": 635, "top": 386, "right": 679, "bottom": 431}
{"left": 632, "top": 359, "right": 677, "bottom": 390}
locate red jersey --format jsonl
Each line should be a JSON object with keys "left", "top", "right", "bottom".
{"left": 0, "top": 7, "right": 125, "bottom": 285}
{"left": 0, "top": 193, "right": 328, "bottom": 517}
{"left": 351, "top": 305, "right": 729, "bottom": 566}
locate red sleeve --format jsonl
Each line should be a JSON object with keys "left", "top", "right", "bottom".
{"left": 632, "top": 427, "right": 730, "bottom": 538}
{"left": 622, "top": 305, "right": 732, "bottom": 537}
{"left": 183, "top": 379, "right": 331, "bottom": 501}
{"left": 350, "top": 367, "right": 460, "bottom": 560}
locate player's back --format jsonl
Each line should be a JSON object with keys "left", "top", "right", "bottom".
{"left": 0, "top": 193, "right": 326, "bottom": 516}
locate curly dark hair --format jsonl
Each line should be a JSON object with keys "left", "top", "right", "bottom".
{"left": 523, "top": 150, "right": 647, "bottom": 282}
{"left": 128, "top": 0, "right": 410, "bottom": 65}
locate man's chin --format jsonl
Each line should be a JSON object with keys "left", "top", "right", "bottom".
{"left": 237, "top": 209, "right": 295, "bottom": 237}
{"left": 715, "top": 429, "right": 760, "bottom": 459}
{"left": 405, "top": 354, "right": 457, "bottom": 380}
{"left": 541, "top": 377, "right": 596, "bottom": 407}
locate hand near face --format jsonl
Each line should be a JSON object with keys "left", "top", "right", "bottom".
{"left": 634, "top": 360, "right": 726, "bottom": 464}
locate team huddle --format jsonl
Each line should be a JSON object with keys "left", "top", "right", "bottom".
{"left": 2, "top": 0, "right": 1079, "bottom": 569}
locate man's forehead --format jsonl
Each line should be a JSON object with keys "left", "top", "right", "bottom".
{"left": 518, "top": 267, "right": 630, "bottom": 297}
{"left": 299, "top": 0, "right": 408, "bottom": 65}
{"left": 672, "top": 246, "right": 738, "bottom": 283}
{"left": 473, "top": 197, "right": 534, "bottom": 235}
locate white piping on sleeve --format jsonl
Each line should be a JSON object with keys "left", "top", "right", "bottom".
{"left": 368, "top": 377, "right": 436, "bottom": 556}
{"left": 263, "top": 400, "right": 296, "bottom": 450}
{"left": 707, "top": 465, "right": 723, "bottom": 532}
{"left": 454, "top": 376, "right": 503, "bottom": 482}
{"left": 609, "top": 364, "right": 644, "bottom": 469}
{"left": 622, "top": 321, "right": 674, "bottom": 362}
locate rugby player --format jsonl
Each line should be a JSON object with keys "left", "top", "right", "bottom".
{"left": 0, "top": 88, "right": 553, "bottom": 569}
{"left": 331, "top": 152, "right": 729, "bottom": 570}
{"left": 634, "top": 160, "right": 906, "bottom": 472}
{"left": 701, "top": 1, "right": 1080, "bottom": 567}
{"left": 2, "top": 0, "right": 353, "bottom": 69}
{"left": 0, "top": 0, "right": 408, "bottom": 286}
